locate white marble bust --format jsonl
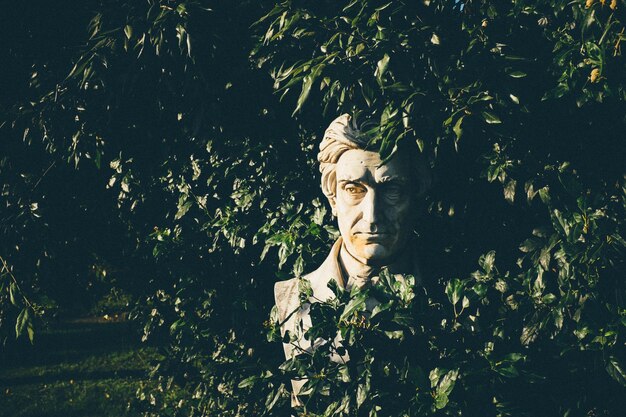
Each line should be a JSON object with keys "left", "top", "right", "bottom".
{"left": 273, "top": 114, "right": 429, "bottom": 404}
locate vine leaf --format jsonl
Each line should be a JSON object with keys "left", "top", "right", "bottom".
{"left": 606, "top": 356, "right": 626, "bottom": 387}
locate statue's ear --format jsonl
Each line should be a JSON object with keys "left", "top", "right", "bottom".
{"left": 328, "top": 197, "right": 337, "bottom": 217}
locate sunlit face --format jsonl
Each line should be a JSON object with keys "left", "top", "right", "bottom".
{"left": 332, "top": 149, "right": 416, "bottom": 266}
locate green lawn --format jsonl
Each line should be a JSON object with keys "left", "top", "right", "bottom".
{"left": 0, "top": 320, "right": 161, "bottom": 417}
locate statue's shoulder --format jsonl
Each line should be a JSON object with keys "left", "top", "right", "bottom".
{"left": 273, "top": 277, "right": 302, "bottom": 324}
{"left": 273, "top": 269, "right": 336, "bottom": 324}
{"left": 274, "top": 239, "right": 343, "bottom": 323}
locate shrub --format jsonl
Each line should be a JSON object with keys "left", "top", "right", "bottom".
{"left": 1, "top": 1, "right": 624, "bottom": 416}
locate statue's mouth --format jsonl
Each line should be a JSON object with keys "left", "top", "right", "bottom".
{"left": 355, "top": 232, "right": 390, "bottom": 242}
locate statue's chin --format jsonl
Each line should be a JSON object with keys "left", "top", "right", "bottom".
{"left": 351, "top": 243, "right": 394, "bottom": 266}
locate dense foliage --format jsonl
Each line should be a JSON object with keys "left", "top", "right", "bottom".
{"left": 1, "top": 0, "right": 625, "bottom": 416}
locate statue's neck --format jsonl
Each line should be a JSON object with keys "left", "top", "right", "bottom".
{"left": 339, "top": 242, "right": 412, "bottom": 290}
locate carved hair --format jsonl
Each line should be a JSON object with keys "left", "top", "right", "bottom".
{"left": 318, "top": 114, "right": 430, "bottom": 209}
{"left": 318, "top": 114, "right": 371, "bottom": 204}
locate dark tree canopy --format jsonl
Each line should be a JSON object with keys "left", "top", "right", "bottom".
{"left": 1, "top": 1, "right": 625, "bottom": 416}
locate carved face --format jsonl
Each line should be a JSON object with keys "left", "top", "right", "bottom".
{"left": 332, "top": 149, "right": 416, "bottom": 266}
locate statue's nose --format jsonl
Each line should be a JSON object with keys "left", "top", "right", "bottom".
{"left": 361, "top": 189, "right": 381, "bottom": 226}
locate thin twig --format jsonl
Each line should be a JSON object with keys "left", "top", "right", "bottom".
{"left": 32, "top": 161, "right": 56, "bottom": 191}
{"left": 0, "top": 255, "right": 35, "bottom": 311}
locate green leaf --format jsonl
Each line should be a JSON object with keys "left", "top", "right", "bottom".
{"left": 520, "top": 321, "right": 540, "bottom": 345}
{"left": 543, "top": 83, "right": 569, "bottom": 100}
{"left": 169, "top": 319, "right": 184, "bottom": 334}
{"left": 481, "top": 111, "right": 502, "bottom": 124}
{"left": 434, "top": 392, "right": 449, "bottom": 410}
{"left": 370, "top": 300, "right": 393, "bottom": 318}
{"left": 264, "top": 383, "right": 285, "bottom": 411}
{"left": 438, "top": 369, "right": 459, "bottom": 395}
{"left": 508, "top": 71, "right": 527, "bottom": 78}
{"left": 453, "top": 115, "right": 464, "bottom": 141}
{"left": 298, "top": 277, "right": 313, "bottom": 300}
{"left": 384, "top": 330, "right": 404, "bottom": 339}
{"left": 504, "top": 179, "right": 516, "bottom": 203}
{"left": 359, "top": 79, "right": 374, "bottom": 107}
{"left": 375, "top": 53, "right": 390, "bottom": 86}
{"left": 445, "top": 278, "right": 464, "bottom": 305}
{"left": 416, "top": 137, "right": 425, "bottom": 152}
{"left": 473, "top": 282, "right": 488, "bottom": 297}
{"left": 495, "top": 364, "right": 519, "bottom": 378}
{"left": 539, "top": 247, "right": 551, "bottom": 270}
{"left": 542, "top": 293, "right": 556, "bottom": 304}
{"left": 15, "top": 307, "right": 29, "bottom": 339}
{"left": 606, "top": 356, "right": 626, "bottom": 387}
{"left": 392, "top": 311, "right": 414, "bottom": 328}
{"left": 294, "top": 75, "right": 314, "bottom": 114}
{"left": 480, "top": 250, "right": 496, "bottom": 274}
{"left": 357, "top": 379, "right": 369, "bottom": 408}
{"left": 237, "top": 375, "right": 258, "bottom": 389}
{"left": 9, "top": 282, "right": 17, "bottom": 306}
{"left": 66, "top": 56, "right": 92, "bottom": 80}
{"left": 27, "top": 321, "right": 35, "bottom": 344}
{"left": 339, "top": 292, "right": 367, "bottom": 322}
{"left": 293, "top": 254, "right": 304, "bottom": 277}
{"left": 538, "top": 187, "right": 551, "bottom": 204}
{"left": 293, "top": 64, "right": 325, "bottom": 115}
{"left": 519, "top": 238, "right": 539, "bottom": 253}
{"left": 432, "top": 369, "right": 459, "bottom": 409}
{"left": 175, "top": 194, "right": 193, "bottom": 220}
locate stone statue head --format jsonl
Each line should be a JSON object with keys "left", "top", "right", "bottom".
{"left": 318, "top": 114, "right": 430, "bottom": 267}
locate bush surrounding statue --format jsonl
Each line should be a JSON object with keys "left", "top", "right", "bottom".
{"left": 1, "top": 1, "right": 625, "bottom": 416}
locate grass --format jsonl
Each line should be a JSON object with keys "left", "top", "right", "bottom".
{"left": 0, "top": 319, "right": 161, "bottom": 417}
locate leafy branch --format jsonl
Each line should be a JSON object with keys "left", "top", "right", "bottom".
{"left": 0, "top": 256, "right": 37, "bottom": 343}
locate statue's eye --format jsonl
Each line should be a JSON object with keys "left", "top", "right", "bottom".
{"left": 344, "top": 184, "right": 366, "bottom": 196}
{"left": 386, "top": 185, "right": 400, "bottom": 194}
{"left": 384, "top": 183, "right": 403, "bottom": 200}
